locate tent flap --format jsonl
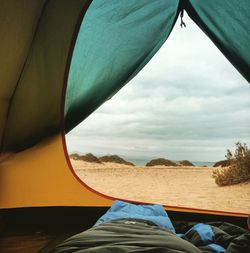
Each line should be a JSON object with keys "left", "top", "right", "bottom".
{"left": 65, "top": 0, "right": 180, "bottom": 132}
{"left": 185, "top": 0, "right": 250, "bottom": 83}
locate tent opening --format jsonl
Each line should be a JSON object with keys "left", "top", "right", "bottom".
{"left": 65, "top": 15, "right": 250, "bottom": 215}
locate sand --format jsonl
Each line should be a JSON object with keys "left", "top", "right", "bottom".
{"left": 71, "top": 159, "right": 250, "bottom": 214}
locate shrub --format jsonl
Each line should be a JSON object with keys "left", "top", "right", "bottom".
{"left": 99, "top": 155, "right": 135, "bottom": 166}
{"left": 212, "top": 142, "right": 250, "bottom": 186}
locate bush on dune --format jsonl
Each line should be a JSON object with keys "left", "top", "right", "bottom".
{"left": 99, "top": 155, "right": 135, "bottom": 166}
{"left": 213, "top": 142, "right": 250, "bottom": 186}
{"left": 146, "top": 158, "right": 177, "bottom": 167}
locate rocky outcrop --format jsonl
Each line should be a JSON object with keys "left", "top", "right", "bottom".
{"left": 99, "top": 155, "right": 135, "bottom": 166}
{"left": 69, "top": 153, "right": 80, "bottom": 160}
{"left": 146, "top": 158, "right": 177, "bottom": 167}
{"left": 78, "top": 153, "right": 102, "bottom": 163}
{"left": 176, "top": 160, "right": 195, "bottom": 166}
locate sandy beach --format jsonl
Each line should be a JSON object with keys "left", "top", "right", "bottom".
{"left": 71, "top": 159, "right": 250, "bottom": 214}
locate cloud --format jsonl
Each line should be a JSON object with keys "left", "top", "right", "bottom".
{"left": 66, "top": 16, "right": 250, "bottom": 163}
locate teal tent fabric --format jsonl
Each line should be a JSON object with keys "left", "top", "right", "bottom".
{"left": 1, "top": 0, "right": 250, "bottom": 152}
{"left": 185, "top": 0, "right": 250, "bottom": 83}
{"left": 65, "top": 0, "right": 180, "bottom": 132}
{"left": 65, "top": 0, "right": 250, "bottom": 133}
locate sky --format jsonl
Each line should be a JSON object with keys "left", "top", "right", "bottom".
{"left": 66, "top": 15, "right": 250, "bottom": 164}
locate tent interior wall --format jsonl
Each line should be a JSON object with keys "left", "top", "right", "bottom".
{"left": 0, "top": 0, "right": 249, "bottom": 252}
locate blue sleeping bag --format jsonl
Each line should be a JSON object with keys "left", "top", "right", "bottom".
{"left": 51, "top": 201, "right": 250, "bottom": 253}
{"left": 94, "top": 200, "right": 176, "bottom": 233}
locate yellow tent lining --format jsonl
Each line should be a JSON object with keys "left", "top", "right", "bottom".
{"left": 0, "top": 134, "right": 112, "bottom": 208}
{"left": 0, "top": 133, "right": 247, "bottom": 218}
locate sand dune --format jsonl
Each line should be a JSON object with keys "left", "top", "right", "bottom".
{"left": 71, "top": 159, "right": 250, "bottom": 214}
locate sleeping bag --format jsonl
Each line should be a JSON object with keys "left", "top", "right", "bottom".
{"left": 50, "top": 201, "right": 250, "bottom": 253}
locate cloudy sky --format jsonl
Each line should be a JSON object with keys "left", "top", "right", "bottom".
{"left": 66, "top": 15, "right": 250, "bottom": 164}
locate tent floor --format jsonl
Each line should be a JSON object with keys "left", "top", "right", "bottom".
{"left": 0, "top": 207, "right": 247, "bottom": 253}
{"left": 1, "top": 233, "right": 55, "bottom": 253}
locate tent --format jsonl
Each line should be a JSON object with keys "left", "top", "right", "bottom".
{"left": 0, "top": 0, "right": 249, "bottom": 252}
